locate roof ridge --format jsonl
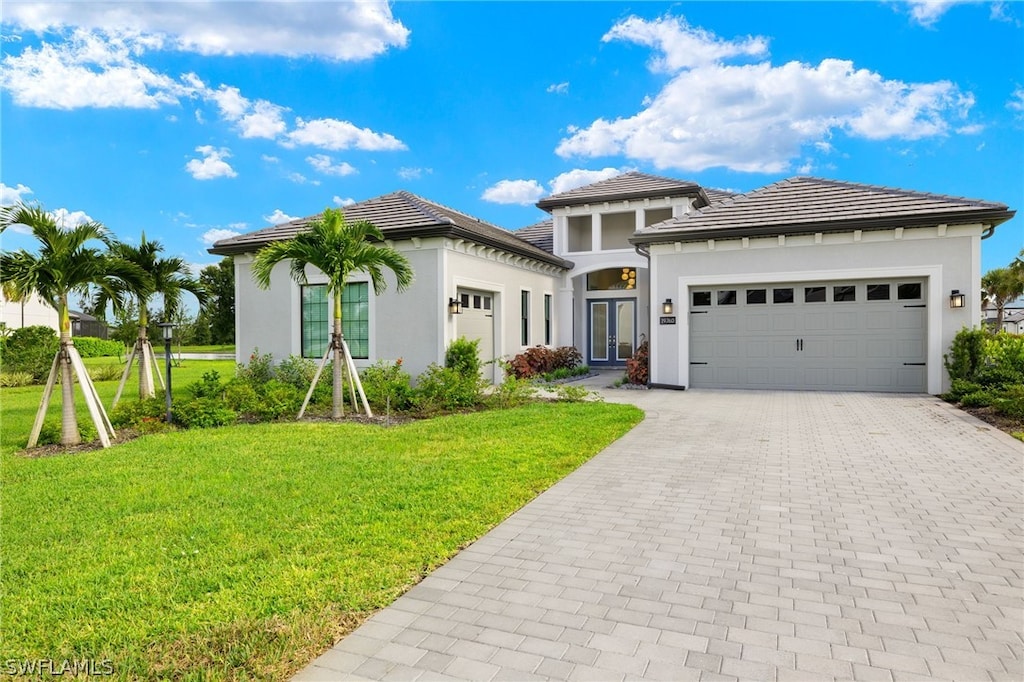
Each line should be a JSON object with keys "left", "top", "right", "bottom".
{"left": 393, "top": 191, "right": 456, "bottom": 225}
{"left": 786, "top": 176, "right": 1006, "bottom": 208}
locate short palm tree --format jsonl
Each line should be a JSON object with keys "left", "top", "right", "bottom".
{"left": 0, "top": 203, "right": 149, "bottom": 446}
{"left": 252, "top": 208, "right": 413, "bottom": 418}
{"left": 97, "top": 234, "right": 206, "bottom": 404}
{"left": 982, "top": 266, "right": 1024, "bottom": 331}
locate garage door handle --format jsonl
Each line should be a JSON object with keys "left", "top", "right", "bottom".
{"left": 903, "top": 362, "right": 926, "bottom": 366}
{"left": 796, "top": 338, "right": 804, "bottom": 351}
{"left": 690, "top": 310, "right": 708, "bottom": 314}
{"left": 904, "top": 304, "right": 926, "bottom": 308}
{"left": 690, "top": 362, "right": 708, "bottom": 365}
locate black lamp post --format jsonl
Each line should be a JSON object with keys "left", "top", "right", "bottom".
{"left": 158, "top": 322, "right": 175, "bottom": 423}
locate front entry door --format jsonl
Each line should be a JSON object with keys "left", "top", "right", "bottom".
{"left": 589, "top": 299, "right": 636, "bottom": 366}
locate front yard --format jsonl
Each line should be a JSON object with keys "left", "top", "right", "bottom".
{"left": 0, "top": 373, "right": 642, "bottom": 679}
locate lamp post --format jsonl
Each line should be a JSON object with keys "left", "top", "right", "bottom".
{"left": 158, "top": 322, "right": 175, "bottom": 423}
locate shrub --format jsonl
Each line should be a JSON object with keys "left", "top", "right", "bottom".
{"left": 0, "top": 325, "right": 58, "bottom": 381}
{"left": 72, "top": 337, "right": 124, "bottom": 358}
{"left": 552, "top": 345, "right": 583, "bottom": 370}
{"left": 975, "top": 365, "right": 1021, "bottom": 388}
{"left": 173, "top": 397, "right": 237, "bottom": 429}
{"left": 0, "top": 371, "right": 35, "bottom": 387}
{"left": 275, "top": 355, "right": 318, "bottom": 391}
{"left": 445, "top": 337, "right": 481, "bottom": 378}
{"left": 506, "top": 345, "right": 583, "bottom": 379}
{"left": 540, "top": 365, "right": 592, "bottom": 382}
{"left": 110, "top": 396, "right": 167, "bottom": 429}
{"left": 34, "top": 417, "right": 98, "bottom": 447}
{"left": 223, "top": 380, "right": 260, "bottom": 414}
{"left": 943, "top": 379, "right": 983, "bottom": 402}
{"left": 992, "top": 385, "right": 1024, "bottom": 419}
{"left": 188, "top": 370, "right": 225, "bottom": 399}
{"left": 249, "top": 380, "right": 303, "bottom": 421}
{"left": 983, "top": 332, "right": 1024, "bottom": 384}
{"left": 88, "top": 364, "right": 124, "bottom": 382}
{"left": 626, "top": 340, "right": 649, "bottom": 385}
{"left": 236, "top": 348, "right": 274, "bottom": 386}
{"left": 553, "top": 383, "right": 600, "bottom": 403}
{"left": 413, "top": 363, "right": 483, "bottom": 413}
{"left": 959, "top": 390, "right": 994, "bottom": 408}
{"left": 361, "top": 359, "right": 413, "bottom": 411}
{"left": 487, "top": 375, "right": 538, "bottom": 409}
{"left": 944, "top": 328, "right": 988, "bottom": 382}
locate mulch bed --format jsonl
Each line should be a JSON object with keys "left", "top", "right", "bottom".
{"left": 957, "top": 404, "right": 1024, "bottom": 439}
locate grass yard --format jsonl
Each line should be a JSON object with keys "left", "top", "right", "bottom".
{"left": 177, "top": 344, "right": 236, "bottom": 354}
{"left": 1, "top": 374, "right": 642, "bottom": 679}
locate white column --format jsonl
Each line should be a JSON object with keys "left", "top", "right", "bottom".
{"left": 636, "top": 208, "right": 646, "bottom": 231}
{"left": 557, "top": 275, "right": 574, "bottom": 348}
{"left": 592, "top": 212, "right": 602, "bottom": 252}
{"left": 552, "top": 213, "right": 566, "bottom": 255}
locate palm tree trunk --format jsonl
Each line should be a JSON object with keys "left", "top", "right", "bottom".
{"left": 138, "top": 305, "right": 155, "bottom": 398}
{"left": 57, "top": 298, "right": 80, "bottom": 445}
{"left": 332, "top": 289, "right": 344, "bottom": 419}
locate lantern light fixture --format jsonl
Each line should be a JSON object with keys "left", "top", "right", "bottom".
{"left": 662, "top": 298, "right": 674, "bottom": 314}
{"left": 949, "top": 290, "right": 965, "bottom": 309}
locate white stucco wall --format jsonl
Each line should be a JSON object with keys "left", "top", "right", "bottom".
{"left": 0, "top": 293, "right": 59, "bottom": 331}
{"left": 648, "top": 224, "right": 985, "bottom": 394}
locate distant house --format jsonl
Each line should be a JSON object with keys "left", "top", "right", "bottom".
{"left": 211, "top": 173, "right": 1015, "bottom": 394}
{"left": 0, "top": 292, "right": 58, "bottom": 332}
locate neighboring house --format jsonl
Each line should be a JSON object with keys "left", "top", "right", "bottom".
{"left": 212, "top": 172, "right": 1014, "bottom": 394}
{"left": 0, "top": 292, "right": 59, "bottom": 332}
{"left": 986, "top": 307, "right": 1024, "bottom": 334}
{"left": 70, "top": 310, "right": 109, "bottom": 339}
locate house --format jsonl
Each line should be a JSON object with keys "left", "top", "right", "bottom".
{"left": 0, "top": 292, "right": 59, "bottom": 332}
{"left": 210, "top": 173, "right": 1014, "bottom": 394}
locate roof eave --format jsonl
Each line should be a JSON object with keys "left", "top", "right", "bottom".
{"left": 630, "top": 209, "right": 1016, "bottom": 246}
{"left": 536, "top": 186, "right": 703, "bottom": 211}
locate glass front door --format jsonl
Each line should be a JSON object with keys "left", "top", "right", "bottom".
{"left": 589, "top": 299, "right": 636, "bottom": 366}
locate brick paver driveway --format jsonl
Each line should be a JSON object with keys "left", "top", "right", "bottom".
{"left": 295, "top": 389, "right": 1023, "bottom": 681}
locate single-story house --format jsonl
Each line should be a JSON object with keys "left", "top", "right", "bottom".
{"left": 210, "top": 172, "right": 1014, "bottom": 394}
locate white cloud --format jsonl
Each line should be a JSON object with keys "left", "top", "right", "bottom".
{"left": 286, "top": 118, "right": 406, "bottom": 151}
{"left": 956, "top": 123, "right": 984, "bottom": 134}
{"left": 50, "top": 208, "right": 94, "bottom": 229}
{"left": 4, "top": 2, "right": 409, "bottom": 61}
{"left": 208, "top": 85, "right": 287, "bottom": 139}
{"left": 904, "top": 1, "right": 968, "bottom": 26}
{"left": 0, "top": 28, "right": 190, "bottom": 109}
{"left": 547, "top": 82, "right": 570, "bottom": 94}
{"left": 185, "top": 145, "right": 237, "bottom": 180}
{"left": 264, "top": 209, "right": 299, "bottom": 224}
{"left": 481, "top": 179, "right": 546, "bottom": 205}
{"left": 1009, "top": 87, "right": 1024, "bottom": 118}
{"left": 398, "top": 166, "right": 432, "bottom": 180}
{"left": 200, "top": 228, "right": 241, "bottom": 246}
{"left": 333, "top": 196, "right": 356, "bottom": 207}
{"left": 557, "top": 16, "right": 976, "bottom": 173}
{"left": 0, "top": 182, "right": 33, "bottom": 206}
{"left": 287, "top": 172, "right": 321, "bottom": 186}
{"left": 549, "top": 167, "right": 623, "bottom": 194}
{"left": 307, "top": 154, "right": 357, "bottom": 177}
{"left": 261, "top": 155, "right": 280, "bottom": 163}
{"left": 604, "top": 14, "right": 768, "bottom": 72}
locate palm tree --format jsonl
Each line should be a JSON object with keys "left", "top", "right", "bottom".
{"left": 0, "top": 203, "right": 149, "bottom": 446}
{"left": 252, "top": 208, "right": 413, "bottom": 418}
{"left": 97, "top": 234, "right": 206, "bottom": 404}
{"left": 981, "top": 266, "right": 1024, "bottom": 331}
{"left": 1, "top": 279, "right": 28, "bottom": 328}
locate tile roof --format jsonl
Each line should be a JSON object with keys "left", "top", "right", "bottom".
{"left": 703, "top": 187, "right": 738, "bottom": 204}
{"left": 536, "top": 171, "right": 705, "bottom": 210}
{"left": 209, "top": 191, "right": 571, "bottom": 268}
{"left": 633, "top": 176, "right": 1015, "bottom": 244}
{"left": 515, "top": 219, "right": 553, "bottom": 253}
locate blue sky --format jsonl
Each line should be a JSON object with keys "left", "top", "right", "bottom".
{"left": 2, "top": 1, "right": 1022, "bottom": 285}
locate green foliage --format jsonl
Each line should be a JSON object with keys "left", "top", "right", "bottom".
{"left": 943, "top": 379, "right": 983, "bottom": 402}
{"left": 247, "top": 380, "right": 303, "bottom": 421}
{"left": 195, "top": 257, "right": 235, "bottom": 345}
{"left": 992, "top": 385, "right": 1024, "bottom": 419}
{"left": 445, "top": 337, "right": 482, "bottom": 378}
{"left": 110, "top": 396, "right": 167, "bottom": 429}
{"left": 959, "top": 390, "right": 994, "bottom": 408}
{"left": 237, "top": 348, "right": 274, "bottom": 385}
{"left": 87, "top": 363, "right": 123, "bottom": 382}
{"left": 361, "top": 359, "right": 413, "bottom": 411}
{"left": 944, "top": 328, "right": 989, "bottom": 382}
{"left": 223, "top": 380, "right": 260, "bottom": 414}
{"left": 173, "top": 397, "right": 237, "bottom": 429}
{"left": 413, "top": 363, "right": 483, "bottom": 413}
{"left": 35, "top": 417, "right": 97, "bottom": 446}
{"left": 188, "top": 370, "right": 225, "bottom": 399}
{"left": 0, "top": 371, "right": 35, "bottom": 387}
{"left": 0, "top": 325, "right": 58, "bottom": 381}
{"left": 274, "top": 354, "right": 317, "bottom": 390}
{"left": 984, "top": 332, "right": 1024, "bottom": 379}
{"left": 540, "top": 365, "right": 592, "bottom": 382}
{"left": 487, "top": 375, "right": 538, "bottom": 409}
{"left": 553, "top": 383, "right": 599, "bottom": 403}
{"left": 71, "top": 336, "right": 124, "bottom": 358}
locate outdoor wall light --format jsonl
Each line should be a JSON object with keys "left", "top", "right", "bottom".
{"left": 949, "top": 290, "right": 965, "bottom": 309}
{"left": 448, "top": 297, "right": 462, "bottom": 315}
{"left": 662, "top": 298, "right": 674, "bottom": 314}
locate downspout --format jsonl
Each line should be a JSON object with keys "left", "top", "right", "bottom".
{"left": 980, "top": 225, "right": 995, "bottom": 239}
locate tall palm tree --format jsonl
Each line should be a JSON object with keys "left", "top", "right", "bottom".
{"left": 97, "top": 234, "right": 206, "bottom": 402}
{"left": 981, "top": 266, "right": 1024, "bottom": 331}
{"left": 0, "top": 203, "right": 149, "bottom": 446}
{"left": 252, "top": 208, "right": 413, "bottom": 418}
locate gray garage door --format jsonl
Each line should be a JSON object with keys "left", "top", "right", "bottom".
{"left": 689, "top": 279, "right": 927, "bottom": 392}
{"left": 456, "top": 288, "right": 495, "bottom": 382}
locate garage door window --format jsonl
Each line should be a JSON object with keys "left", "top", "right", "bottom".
{"left": 867, "top": 284, "right": 891, "bottom": 301}
{"left": 898, "top": 283, "right": 922, "bottom": 300}
{"left": 693, "top": 291, "right": 712, "bottom": 306}
{"left": 773, "top": 288, "right": 794, "bottom": 304}
{"left": 717, "top": 290, "right": 737, "bottom": 305}
{"left": 834, "top": 285, "right": 857, "bottom": 302}
{"left": 746, "top": 289, "right": 767, "bottom": 304}
{"left": 804, "top": 286, "right": 826, "bottom": 303}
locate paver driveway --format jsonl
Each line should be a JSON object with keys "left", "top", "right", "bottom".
{"left": 295, "top": 389, "right": 1023, "bottom": 681}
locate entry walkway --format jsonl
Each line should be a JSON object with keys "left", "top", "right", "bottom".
{"left": 295, "top": 386, "right": 1023, "bottom": 681}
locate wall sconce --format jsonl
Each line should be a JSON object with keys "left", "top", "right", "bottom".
{"left": 448, "top": 297, "right": 462, "bottom": 315}
{"left": 949, "top": 290, "right": 965, "bottom": 309}
{"left": 662, "top": 298, "right": 673, "bottom": 314}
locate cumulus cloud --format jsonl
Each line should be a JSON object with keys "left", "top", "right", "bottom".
{"left": 286, "top": 118, "right": 407, "bottom": 151}
{"left": 264, "top": 209, "right": 299, "bottom": 224}
{"left": 287, "top": 172, "right": 321, "bottom": 186}
{"left": 549, "top": 167, "right": 623, "bottom": 194}
{"left": 50, "top": 207, "right": 95, "bottom": 228}
{"left": 185, "top": 146, "right": 237, "bottom": 180}
{"left": 333, "top": 196, "right": 356, "bottom": 207}
{"left": 397, "top": 167, "right": 431, "bottom": 180}
{"left": 261, "top": 155, "right": 280, "bottom": 163}
{"left": 4, "top": 1, "right": 409, "bottom": 60}
{"left": 481, "top": 179, "right": 546, "bottom": 205}
{"left": 307, "top": 154, "right": 357, "bottom": 177}
{"left": 1009, "top": 86, "right": 1024, "bottom": 118}
{"left": 557, "top": 15, "right": 977, "bottom": 173}
{"left": 201, "top": 228, "right": 242, "bottom": 245}
{"left": 208, "top": 85, "right": 287, "bottom": 139}
{"left": 904, "top": 1, "right": 970, "bottom": 26}
{"left": 0, "top": 182, "right": 33, "bottom": 206}
{"left": 547, "top": 82, "right": 570, "bottom": 94}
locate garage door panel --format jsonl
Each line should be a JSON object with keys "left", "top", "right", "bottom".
{"left": 689, "top": 278, "right": 926, "bottom": 392}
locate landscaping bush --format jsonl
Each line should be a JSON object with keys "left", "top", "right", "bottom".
{"left": 626, "top": 339, "right": 649, "bottom": 385}
{"left": 487, "top": 375, "right": 538, "bottom": 409}
{"left": 552, "top": 345, "right": 583, "bottom": 370}
{"left": 413, "top": 364, "right": 483, "bottom": 412}
{"left": 0, "top": 325, "right": 58, "bottom": 381}
{"left": 274, "top": 354, "right": 318, "bottom": 391}
{"left": 223, "top": 379, "right": 260, "bottom": 414}
{"left": 445, "top": 337, "right": 482, "bottom": 378}
{"left": 110, "top": 396, "right": 167, "bottom": 429}
{"left": 88, "top": 363, "right": 124, "bottom": 382}
{"left": 173, "top": 397, "right": 237, "bottom": 429}
{"left": 248, "top": 380, "right": 303, "bottom": 421}
{"left": 0, "top": 371, "right": 35, "bottom": 387}
{"left": 35, "top": 417, "right": 97, "bottom": 447}
{"left": 236, "top": 348, "right": 274, "bottom": 385}
{"left": 553, "top": 383, "right": 599, "bottom": 403}
{"left": 992, "top": 385, "right": 1024, "bottom": 419}
{"left": 959, "top": 390, "right": 995, "bottom": 408}
{"left": 506, "top": 345, "right": 583, "bottom": 379}
{"left": 72, "top": 336, "right": 124, "bottom": 358}
{"left": 361, "top": 359, "right": 413, "bottom": 411}
{"left": 944, "top": 328, "right": 988, "bottom": 383}
{"left": 187, "top": 370, "right": 225, "bottom": 399}
{"left": 943, "top": 379, "right": 983, "bottom": 402}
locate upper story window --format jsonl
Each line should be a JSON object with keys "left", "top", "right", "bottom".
{"left": 601, "top": 212, "right": 634, "bottom": 250}
{"left": 643, "top": 208, "right": 673, "bottom": 227}
{"left": 587, "top": 267, "right": 637, "bottom": 291}
{"left": 567, "top": 215, "right": 592, "bottom": 252}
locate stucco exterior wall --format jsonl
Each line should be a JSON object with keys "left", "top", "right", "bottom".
{"left": 648, "top": 224, "right": 984, "bottom": 394}
{"left": 0, "top": 293, "right": 59, "bottom": 331}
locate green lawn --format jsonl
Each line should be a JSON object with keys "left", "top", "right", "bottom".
{"left": 176, "top": 344, "right": 236, "bottom": 354}
{"left": 1, "top": 373, "right": 643, "bottom": 679}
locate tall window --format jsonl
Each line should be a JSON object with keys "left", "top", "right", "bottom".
{"left": 544, "top": 294, "right": 552, "bottom": 345}
{"left": 301, "top": 283, "right": 370, "bottom": 359}
{"left": 521, "top": 290, "right": 530, "bottom": 345}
